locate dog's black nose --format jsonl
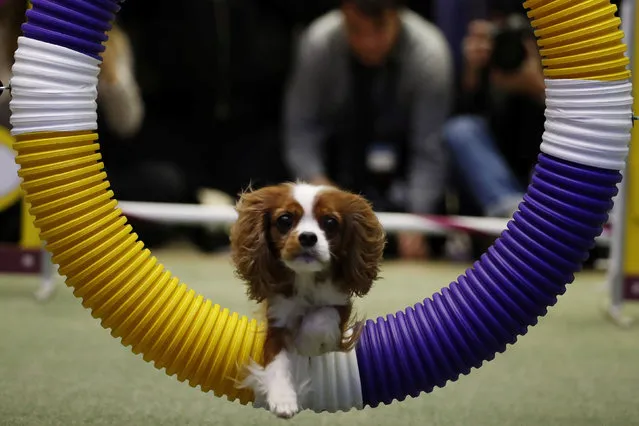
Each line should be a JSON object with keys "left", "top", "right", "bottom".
{"left": 298, "top": 232, "right": 318, "bottom": 248}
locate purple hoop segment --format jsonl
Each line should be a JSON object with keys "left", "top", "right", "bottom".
{"left": 22, "top": 0, "right": 120, "bottom": 59}
{"left": 21, "top": 0, "right": 626, "bottom": 410}
{"left": 356, "top": 154, "right": 620, "bottom": 406}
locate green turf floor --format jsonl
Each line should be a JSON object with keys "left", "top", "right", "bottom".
{"left": 1, "top": 247, "right": 638, "bottom": 426}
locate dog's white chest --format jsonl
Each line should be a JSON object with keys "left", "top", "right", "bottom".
{"left": 267, "top": 278, "right": 348, "bottom": 329}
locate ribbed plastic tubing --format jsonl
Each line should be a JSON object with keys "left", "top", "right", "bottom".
{"left": 8, "top": 0, "right": 633, "bottom": 413}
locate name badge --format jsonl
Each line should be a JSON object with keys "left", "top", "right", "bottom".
{"left": 366, "top": 142, "right": 397, "bottom": 174}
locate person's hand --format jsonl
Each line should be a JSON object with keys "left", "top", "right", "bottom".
{"left": 490, "top": 37, "right": 545, "bottom": 102}
{"left": 463, "top": 20, "right": 494, "bottom": 73}
{"left": 398, "top": 232, "right": 429, "bottom": 260}
{"left": 99, "top": 29, "right": 121, "bottom": 85}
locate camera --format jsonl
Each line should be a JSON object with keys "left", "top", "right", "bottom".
{"left": 489, "top": 14, "right": 536, "bottom": 73}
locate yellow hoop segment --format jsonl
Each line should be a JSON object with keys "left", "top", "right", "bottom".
{"left": 14, "top": 131, "right": 265, "bottom": 404}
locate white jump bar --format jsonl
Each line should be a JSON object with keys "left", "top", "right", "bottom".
{"left": 116, "top": 201, "right": 611, "bottom": 245}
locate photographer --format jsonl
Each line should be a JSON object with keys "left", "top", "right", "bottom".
{"left": 443, "top": 13, "right": 546, "bottom": 218}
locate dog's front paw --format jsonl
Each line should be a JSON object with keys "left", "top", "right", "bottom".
{"left": 267, "top": 390, "right": 300, "bottom": 419}
{"left": 295, "top": 306, "right": 341, "bottom": 357}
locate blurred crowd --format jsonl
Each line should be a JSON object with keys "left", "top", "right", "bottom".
{"left": 0, "top": 0, "right": 623, "bottom": 262}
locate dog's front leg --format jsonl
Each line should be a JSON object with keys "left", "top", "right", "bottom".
{"left": 244, "top": 327, "right": 300, "bottom": 419}
{"left": 263, "top": 347, "right": 300, "bottom": 418}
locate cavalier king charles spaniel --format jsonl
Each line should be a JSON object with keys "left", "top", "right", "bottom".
{"left": 230, "top": 182, "right": 386, "bottom": 418}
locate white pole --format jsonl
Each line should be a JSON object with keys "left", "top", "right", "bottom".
{"left": 116, "top": 200, "right": 611, "bottom": 244}
{"left": 605, "top": 0, "right": 635, "bottom": 327}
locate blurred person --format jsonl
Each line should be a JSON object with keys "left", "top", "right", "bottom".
{"left": 443, "top": 13, "right": 545, "bottom": 218}
{"left": 98, "top": 25, "right": 145, "bottom": 140}
{"left": 283, "top": 0, "right": 454, "bottom": 259}
{"left": 445, "top": 5, "right": 614, "bottom": 268}
{"left": 1, "top": 4, "right": 146, "bottom": 132}
{"left": 0, "top": 3, "right": 186, "bottom": 248}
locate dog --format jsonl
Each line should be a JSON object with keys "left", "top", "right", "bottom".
{"left": 230, "top": 182, "right": 385, "bottom": 418}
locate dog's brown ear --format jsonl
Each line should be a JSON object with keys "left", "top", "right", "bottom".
{"left": 333, "top": 191, "right": 386, "bottom": 297}
{"left": 335, "top": 303, "right": 365, "bottom": 353}
{"left": 229, "top": 185, "right": 293, "bottom": 302}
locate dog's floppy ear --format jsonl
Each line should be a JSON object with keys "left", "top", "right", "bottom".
{"left": 333, "top": 191, "right": 386, "bottom": 297}
{"left": 230, "top": 185, "right": 294, "bottom": 302}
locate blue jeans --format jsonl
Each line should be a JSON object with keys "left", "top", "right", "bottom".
{"left": 443, "top": 115, "right": 525, "bottom": 217}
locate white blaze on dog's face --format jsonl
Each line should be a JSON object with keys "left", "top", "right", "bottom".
{"left": 273, "top": 183, "right": 336, "bottom": 273}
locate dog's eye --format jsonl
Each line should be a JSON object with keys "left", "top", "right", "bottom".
{"left": 320, "top": 215, "right": 339, "bottom": 233}
{"left": 275, "top": 213, "right": 294, "bottom": 233}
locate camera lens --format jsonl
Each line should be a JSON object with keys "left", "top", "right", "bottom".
{"left": 490, "top": 29, "right": 527, "bottom": 73}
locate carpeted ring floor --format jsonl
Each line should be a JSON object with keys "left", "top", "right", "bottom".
{"left": 1, "top": 246, "right": 638, "bottom": 426}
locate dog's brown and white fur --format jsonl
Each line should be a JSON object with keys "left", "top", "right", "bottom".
{"left": 230, "top": 182, "right": 385, "bottom": 418}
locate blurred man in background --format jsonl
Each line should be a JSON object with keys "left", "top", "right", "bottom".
{"left": 283, "top": 0, "right": 453, "bottom": 259}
